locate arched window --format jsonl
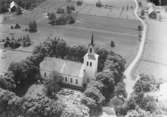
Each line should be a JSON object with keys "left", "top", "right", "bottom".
{"left": 44, "top": 72, "right": 47, "bottom": 77}
{"left": 87, "top": 61, "right": 89, "bottom": 66}
{"left": 90, "top": 48, "right": 92, "bottom": 53}
{"left": 70, "top": 78, "right": 73, "bottom": 83}
{"left": 65, "top": 77, "right": 68, "bottom": 82}
{"left": 75, "top": 79, "right": 78, "bottom": 84}
{"left": 90, "top": 62, "right": 92, "bottom": 66}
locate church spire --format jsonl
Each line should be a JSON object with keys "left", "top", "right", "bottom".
{"left": 90, "top": 32, "right": 94, "bottom": 46}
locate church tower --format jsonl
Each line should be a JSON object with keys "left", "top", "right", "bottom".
{"left": 83, "top": 33, "right": 99, "bottom": 82}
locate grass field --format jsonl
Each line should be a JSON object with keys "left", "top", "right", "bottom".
{"left": 135, "top": 19, "right": 167, "bottom": 81}
{"left": 0, "top": 0, "right": 140, "bottom": 73}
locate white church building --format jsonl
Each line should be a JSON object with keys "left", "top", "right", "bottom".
{"left": 40, "top": 34, "right": 99, "bottom": 87}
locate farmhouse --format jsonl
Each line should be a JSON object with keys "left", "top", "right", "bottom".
{"left": 40, "top": 34, "right": 99, "bottom": 87}
{"left": 9, "top": 1, "right": 19, "bottom": 13}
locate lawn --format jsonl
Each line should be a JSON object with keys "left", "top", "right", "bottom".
{"left": 135, "top": 19, "right": 167, "bottom": 81}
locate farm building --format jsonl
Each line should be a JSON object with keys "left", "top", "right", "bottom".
{"left": 9, "top": 1, "right": 19, "bottom": 13}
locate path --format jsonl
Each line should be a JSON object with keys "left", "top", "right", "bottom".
{"left": 123, "top": 0, "right": 147, "bottom": 97}
{"left": 100, "top": 0, "right": 147, "bottom": 116}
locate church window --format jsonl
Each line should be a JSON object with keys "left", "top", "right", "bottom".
{"left": 90, "top": 48, "right": 92, "bottom": 53}
{"left": 65, "top": 77, "right": 68, "bottom": 82}
{"left": 75, "top": 79, "right": 78, "bottom": 84}
{"left": 87, "top": 61, "right": 89, "bottom": 66}
{"left": 90, "top": 62, "right": 92, "bottom": 66}
{"left": 70, "top": 78, "right": 73, "bottom": 83}
{"left": 44, "top": 72, "right": 46, "bottom": 77}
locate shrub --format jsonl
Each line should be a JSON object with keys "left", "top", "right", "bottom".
{"left": 137, "top": 25, "right": 143, "bottom": 32}
{"left": 149, "top": 11, "right": 157, "bottom": 19}
{"left": 10, "top": 25, "right": 14, "bottom": 29}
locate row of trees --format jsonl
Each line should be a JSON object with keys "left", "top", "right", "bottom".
{"left": 48, "top": 13, "right": 76, "bottom": 25}
{"left": 11, "top": 21, "right": 38, "bottom": 33}
{"left": 48, "top": 4, "right": 76, "bottom": 26}
{"left": 2, "top": 35, "right": 31, "bottom": 49}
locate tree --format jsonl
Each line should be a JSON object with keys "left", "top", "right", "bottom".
{"left": 81, "top": 96, "right": 101, "bottom": 116}
{"left": 139, "top": 95, "right": 157, "bottom": 113}
{"left": 103, "top": 53, "right": 126, "bottom": 83}
{"left": 0, "top": 72, "right": 16, "bottom": 91}
{"left": 0, "top": 88, "right": 22, "bottom": 116}
{"left": 22, "top": 35, "right": 31, "bottom": 47}
{"left": 84, "top": 81, "right": 105, "bottom": 105}
{"left": 125, "top": 110, "right": 140, "bottom": 117}
{"left": 66, "top": 5, "right": 75, "bottom": 14}
{"left": 57, "top": 8, "right": 65, "bottom": 14}
{"left": 76, "top": 0, "right": 83, "bottom": 6}
{"left": 109, "top": 96, "right": 124, "bottom": 108}
{"left": 96, "top": 71, "right": 115, "bottom": 101}
{"left": 96, "top": 1, "right": 102, "bottom": 7}
{"left": 137, "top": 25, "right": 143, "bottom": 32}
{"left": 96, "top": 48, "right": 109, "bottom": 71}
{"left": 115, "top": 104, "right": 127, "bottom": 116}
{"left": 67, "top": 15, "right": 76, "bottom": 24}
{"left": 28, "top": 20, "right": 37, "bottom": 33}
{"left": 110, "top": 40, "right": 115, "bottom": 48}
{"left": 8, "top": 57, "right": 40, "bottom": 95}
{"left": 45, "top": 71, "right": 63, "bottom": 98}
{"left": 134, "top": 74, "right": 159, "bottom": 93}
{"left": 21, "top": 87, "right": 64, "bottom": 117}
{"left": 55, "top": 39, "right": 68, "bottom": 58}
{"left": 56, "top": 15, "right": 67, "bottom": 25}
{"left": 48, "top": 12, "right": 56, "bottom": 25}
{"left": 114, "top": 81, "right": 127, "bottom": 98}
{"left": 15, "top": 23, "right": 21, "bottom": 29}
{"left": 149, "top": 11, "right": 157, "bottom": 19}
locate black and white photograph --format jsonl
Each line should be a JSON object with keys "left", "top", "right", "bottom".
{"left": 0, "top": 0, "right": 167, "bottom": 117}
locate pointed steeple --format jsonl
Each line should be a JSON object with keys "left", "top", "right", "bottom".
{"left": 90, "top": 32, "right": 95, "bottom": 46}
